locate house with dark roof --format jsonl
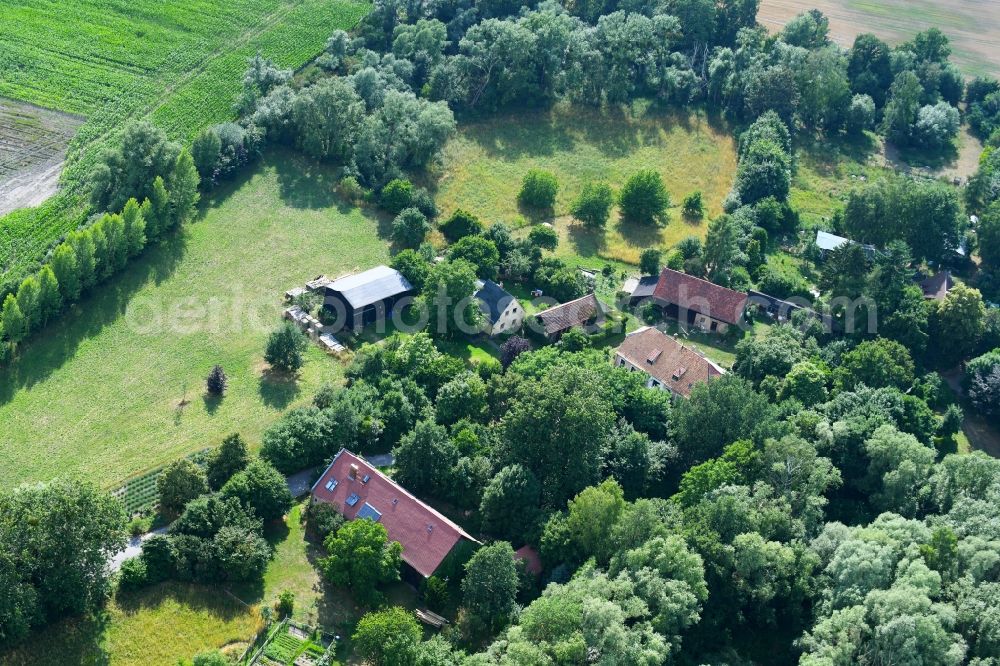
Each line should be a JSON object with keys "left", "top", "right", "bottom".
{"left": 533, "top": 293, "right": 605, "bottom": 341}
{"left": 625, "top": 275, "right": 660, "bottom": 304}
{"left": 747, "top": 290, "right": 806, "bottom": 322}
{"left": 311, "top": 449, "right": 479, "bottom": 579}
{"left": 919, "top": 271, "right": 954, "bottom": 301}
{"left": 323, "top": 266, "right": 414, "bottom": 331}
{"left": 475, "top": 280, "right": 524, "bottom": 337}
{"left": 614, "top": 326, "right": 725, "bottom": 397}
{"left": 644, "top": 268, "right": 748, "bottom": 334}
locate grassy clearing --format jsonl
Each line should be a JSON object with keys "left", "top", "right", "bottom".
{"left": 0, "top": 149, "right": 390, "bottom": 490}
{"left": 0, "top": 0, "right": 369, "bottom": 293}
{"left": 433, "top": 104, "right": 737, "bottom": 266}
{"left": 789, "top": 137, "right": 890, "bottom": 229}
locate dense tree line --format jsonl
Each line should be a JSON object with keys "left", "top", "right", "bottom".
{"left": 0, "top": 122, "right": 199, "bottom": 363}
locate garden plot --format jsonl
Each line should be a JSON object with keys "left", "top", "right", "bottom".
{"left": 0, "top": 98, "right": 83, "bottom": 216}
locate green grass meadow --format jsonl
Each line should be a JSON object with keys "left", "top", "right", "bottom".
{"left": 0, "top": 149, "right": 390, "bottom": 490}
{"left": 0, "top": 0, "right": 370, "bottom": 293}
{"left": 433, "top": 104, "right": 738, "bottom": 266}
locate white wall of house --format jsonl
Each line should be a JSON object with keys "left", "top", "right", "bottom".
{"left": 614, "top": 353, "right": 673, "bottom": 394}
{"left": 486, "top": 299, "right": 525, "bottom": 336}
{"left": 693, "top": 313, "right": 729, "bottom": 334}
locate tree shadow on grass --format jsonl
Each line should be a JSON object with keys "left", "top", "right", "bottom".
{"left": 0, "top": 612, "right": 112, "bottom": 666}
{"left": 0, "top": 231, "right": 188, "bottom": 406}
{"left": 305, "top": 544, "right": 364, "bottom": 634}
{"left": 115, "top": 581, "right": 252, "bottom": 623}
{"left": 613, "top": 218, "right": 665, "bottom": 252}
{"left": 202, "top": 392, "right": 223, "bottom": 415}
{"left": 566, "top": 220, "right": 606, "bottom": 259}
{"left": 272, "top": 151, "right": 342, "bottom": 210}
{"left": 464, "top": 109, "right": 576, "bottom": 161}
{"left": 258, "top": 367, "right": 302, "bottom": 410}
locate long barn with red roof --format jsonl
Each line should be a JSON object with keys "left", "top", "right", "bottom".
{"left": 311, "top": 449, "right": 479, "bottom": 578}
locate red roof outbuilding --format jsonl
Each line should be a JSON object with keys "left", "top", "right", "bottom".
{"left": 311, "top": 450, "right": 478, "bottom": 578}
{"left": 651, "top": 268, "right": 748, "bottom": 326}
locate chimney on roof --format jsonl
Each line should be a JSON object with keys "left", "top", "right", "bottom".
{"left": 348, "top": 464, "right": 359, "bottom": 480}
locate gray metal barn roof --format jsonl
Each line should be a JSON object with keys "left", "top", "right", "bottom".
{"left": 816, "top": 230, "right": 850, "bottom": 252}
{"left": 326, "top": 265, "right": 413, "bottom": 310}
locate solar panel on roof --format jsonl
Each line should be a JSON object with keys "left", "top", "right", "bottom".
{"left": 356, "top": 503, "right": 382, "bottom": 522}
{"left": 345, "top": 493, "right": 360, "bottom": 507}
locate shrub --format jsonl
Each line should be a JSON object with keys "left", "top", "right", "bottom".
{"left": 439, "top": 209, "right": 483, "bottom": 241}
{"left": 205, "top": 365, "right": 227, "bottom": 396}
{"left": 276, "top": 590, "right": 295, "bottom": 617}
{"left": 117, "top": 557, "right": 148, "bottom": 592}
{"left": 380, "top": 178, "right": 413, "bottom": 213}
{"left": 619, "top": 170, "right": 670, "bottom": 225}
{"left": 157, "top": 459, "right": 208, "bottom": 516}
{"left": 639, "top": 248, "right": 662, "bottom": 275}
{"left": 528, "top": 225, "right": 558, "bottom": 251}
{"left": 337, "top": 176, "right": 365, "bottom": 202}
{"left": 307, "top": 499, "right": 345, "bottom": 540}
{"left": 518, "top": 169, "right": 558, "bottom": 210}
{"left": 571, "top": 182, "right": 614, "bottom": 227}
{"left": 423, "top": 575, "right": 450, "bottom": 613}
{"left": 392, "top": 208, "right": 430, "bottom": 248}
{"left": 265, "top": 322, "right": 308, "bottom": 373}
{"left": 682, "top": 191, "right": 704, "bottom": 219}
{"left": 411, "top": 187, "right": 439, "bottom": 219}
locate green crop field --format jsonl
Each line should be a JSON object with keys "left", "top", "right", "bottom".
{"left": 432, "top": 103, "right": 738, "bottom": 267}
{"left": 0, "top": 149, "right": 390, "bottom": 490}
{"left": 0, "top": 0, "right": 370, "bottom": 293}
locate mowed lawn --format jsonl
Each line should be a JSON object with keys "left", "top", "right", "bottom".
{"left": 433, "top": 104, "right": 737, "bottom": 266}
{"left": 0, "top": 149, "right": 390, "bottom": 490}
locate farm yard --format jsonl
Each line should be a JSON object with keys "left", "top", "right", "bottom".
{"left": 0, "top": 149, "right": 388, "bottom": 490}
{"left": 0, "top": 0, "right": 369, "bottom": 293}
{"left": 433, "top": 104, "right": 738, "bottom": 265}
{"left": 758, "top": 0, "right": 1000, "bottom": 78}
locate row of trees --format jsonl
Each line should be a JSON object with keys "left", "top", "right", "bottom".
{"left": 0, "top": 123, "right": 200, "bottom": 361}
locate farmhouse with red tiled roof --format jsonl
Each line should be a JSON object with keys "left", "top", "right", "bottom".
{"left": 311, "top": 449, "right": 478, "bottom": 578}
{"left": 638, "top": 268, "right": 748, "bottom": 334}
{"left": 614, "top": 326, "right": 725, "bottom": 398}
